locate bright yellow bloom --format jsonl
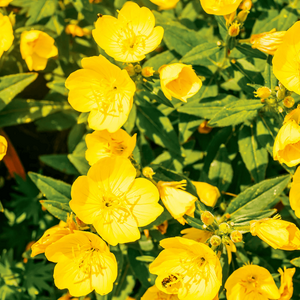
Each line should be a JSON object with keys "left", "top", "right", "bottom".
{"left": 65, "top": 55, "right": 136, "bottom": 133}
{"left": 149, "top": 0, "right": 180, "bottom": 10}
{"left": 65, "top": 24, "right": 90, "bottom": 37}
{"left": 20, "top": 30, "right": 57, "bottom": 71}
{"left": 45, "top": 231, "right": 117, "bottom": 297}
{"left": 0, "top": 13, "right": 14, "bottom": 59}
{"left": 70, "top": 157, "right": 163, "bottom": 246}
{"left": 250, "top": 28, "right": 286, "bottom": 56}
{"left": 0, "top": 0, "right": 12, "bottom": 6}
{"left": 142, "top": 285, "right": 179, "bottom": 300}
{"left": 289, "top": 166, "right": 300, "bottom": 218}
{"left": 200, "top": 0, "right": 243, "bottom": 16}
{"left": 254, "top": 87, "right": 272, "bottom": 99}
{"left": 273, "top": 107, "right": 300, "bottom": 167}
{"left": 157, "top": 180, "right": 197, "bottom": 225}
{"left": 142, "top": 66, "right": 155, "bottom": 77}
{"left": 159, "top": 64, "right": 202, "bottom": 102}
{"left": 273, "top": 21, "right": 300, "bottom": 95}
{"left": 225, "top": 265, "right": 281, "bottom": 300}
{"left": 85, "top": 129, "right": 136, "bottom": 165}
{"left": 149, "top": 237, "right": 222, "bottom": 300}
{"left": 192, "top": 181, "right": 220, "bottom": 207}
{"left": 181, "top": 227, "right": 213, "bottom": 243}
{"left": 250, "top": 218, "right": 300, "bottom": 250}
{"left": 278, "top": 267, "right": 295, "bottom": 300}
{"left": 92, "top": 1, "right": 164, "bottom": 62}
{"left": 0, "top": 135, "right": 7, "bottom": 160}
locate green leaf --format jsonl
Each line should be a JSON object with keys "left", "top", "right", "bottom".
{"left": 0, "top": 73, "right": 37, "bottom": 112}
{"left": 0, "top": 99, "right": 71, "bottom": 127}
{"left": 226, "top": 175, "right": 291, "bottom": 217}
{"left": 208, "top": 144, "right": 233, "bottom": 192}
{"left": 235, "top": 44, "right": 267, "bottom": 60}
{"left": 143, "top": 50, "right": 180, "bottom": 70}
{"left": 264, "top": 55, "right": 277, "bottom": 90}
{"left": 291, "top": 257, "right": 300, "bottom": 268}
{"left": 252, "top": 10, "right": 279, "bottom": 34}
{"left": 179, "top": 113, "right": 203, "bottom": 143}
{"left": 25, "top": 0, "right": 58, "bottom": 25}
{"left": 123, "top": 103, "right": 137, "bottom": 134}
{"left": 238, "top": 124, "right": 268, "bottom": 183}
{"left": 184, "top": 215, "right": 204, "bottom": 230}
{"left": 208, "top": 100, "right": 263, "bottom": 127}
{"left": 277, "top": 6, "right": 298, "bottom": 31}
{"left": 28, "top": 172, "right": 71, "bottom": 203}
{"left": 230, "top": 209, "right": 277, "bottom": 224}
{"left": 40, "top": 200, "right": 71, "bottom": 221}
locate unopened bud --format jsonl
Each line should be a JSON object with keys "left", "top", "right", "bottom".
{"left": 142, "top": 167, "right": 155, "bottom": 179}
{"left": 198, "top": 120, "right": 212, "bottom": 134}
{"left": 237, "top": 10, "right": 249, "bottom": 23}
{"left": 124, "top": 64, "right": 135, "bottom": 76}
{"left": 219, "top": 222, "right": 230, "bottom": 234}
{"left": 142, "top": 67, "right": 155, "bottom": 77}
{"left": 201, "top": 211, "right": 214, "bottom": 226}
{"left": 239, "top": 0, "right": 252, "bottom": 10}
{"left": 8, "top": 12, "right": 16, "bottom": 27}
{"left": 230, "top": 230, "right": 243, "bottom": 243}
{"left": 224, "top": 11, "right": 236, "bottom": 27}
{"left": 134, "top": 64, "right": 142, "bottom": 73}
{"left": 255, "top": 87, "right": 271, "bottom": 99}
{"left": 276, "top": 88, "right": 286, "bottom": 100}
{"left": 210, "top": 235, "right": 222, "bottom": 247}
{"left": 228, "top": 23, "right": 240, "bottom": 37}
{"left": 283, "top": 96, "right": 295, "bottom": 108}
{"left": 278, "top": 107, "right": 283, "bottom": 113}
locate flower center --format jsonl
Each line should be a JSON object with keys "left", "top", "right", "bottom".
{"left": 161, "top": 273, "right": 182, "bottom": 289}
{"left": 103, "top": 194, "right": 120, "bottom": 208}
{"left": 111, "top": 140, "right": 127, "bottom": 155}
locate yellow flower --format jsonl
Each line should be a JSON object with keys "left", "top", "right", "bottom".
{"left": 225, "top": 265, "right": 281, "bottom": 300}
{"left": 157, "top": 180, "right": 197, "bottom": 225}
{"left": 65, "top": 55, "right": 136, "bottom": 133}
{"left": 85, "top": 129, "right": 136, "bottom": 165}
{"left": 141, "top": 285, "right": 180, "bottom": 300}
{"left": 192, "top": 181, "right": 220, "bottom": 207}
{"left": 142, "top": 66, "right": 155, "bottom": 77}
{"left": 149, "top": 237, "right": 222, "bottom": 300}
{"left": 45, "top": 231, "right": 117, "bottom": 297}
{"left": 0, "top": 13, "right": 14, "bottom": 59}
{"left": 273, "top": 107, "right": 300, "bottom": 167}
{"left": 0, "top": 0, "right": 12, "bottom": 6}
{"left": 159, "top": 63, "right": 202, "bottom": 102}
{"left": 228, "top": 22, "right": 240, "bottom": 37}
{"left": 289, "top": 167, "right": 300, "bottom": 218}
{"left": 181, "top": 227, "right": 213, "bottom": 243}
{"left": 149, "top": 0, "right": 180, "bottom": 10}
{"left": 200, "top": 0, "right": 243, "bottom": 16}
{"left": 70, "top": 157, "right": 163, "bottom": 246}
{"left": 283, "top": 96, "right": 295, "bottom": 109}
{"left": 254, "top": 86, "right": 272, "bottom": 99}
{"left": 65, "top": 24, "right": 90, "bottom": 37}
{"left": 239, "top": 0, "right": 252, "bottom": 10}
{"left": 20, "top": 30, "right": 57, "bottom": 71}
{"left": 273, "top": 21, "right": 300, "bottom": 95}
{"left": 278, "top": 267, "right": 295, "bottom": 300}
{"left": 250, "top": 28, "right": 286, "bottom": 56}
{"left": 0, "top": 135, "right": 7, "bottom": 160}
{"left": 92, "top": 1, "right": 164, "bottom": 62}
{"left": 250, "top": 218, "right": 300, "bottom": 250}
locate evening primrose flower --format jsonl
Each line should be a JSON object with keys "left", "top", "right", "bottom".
{"left": 278, "top": 267, "right": 295, "bottom": 300}
{"left": 159, "top": 63, "right": 202, "bottom": 102}
{"left": 225, "top": 265, "right": 281, "bottom": 300}
{"left": 150, "top": 0, "right": 180, "bottom": 10}
{"left": 273, "top": 107, "right": 300, "bottom": 167}
{"left": 192, "top": 181, "right": 220, "bottom": 207}
{"left": 85, "top": 129, "right": 136, "bottom": 165}
{"left": 289, "top": 167, "right": 300, "bottom": 218}
{"left": 157, "top": 180, "right": 197, "bottom": 225}
{"left": 200, "top": 0, "right": 243, "bottom": 16}
{"left": 273, "top": 21, "right": 300, "bottom": 95}
{"left": 0, "top": 135, "right": 7, "bottom": 160}
{"left": 70, "top": 157, "right": 163, "bottom": 246}
{"left": 141, "top": 285, "right": 179, "bottom": 300}
{"left": 0, "top": 13, "right": 14, "bottom": 59}
{"left": 20, "top": 30, "right": 57, "bottom": 71}
{"left": 250, "top": 28, "right": 286, "bottom": 56}
{"left": 65, "top": 55, "right": 136, "bottom": 132}
{"left": 181, "top": 227, "right": 213, "bottom": 243}
{"left": 92, "top": 1, "right": 164, "bottom": 62}
{"left": 250, "top": 218, "right": 300, "bottom": 250}
{"left": 149, "top": 237, "right": 222, "bottom": 300}
{"left": 45, "top": 231, "right": 117, "bottom": 297}
{"left": 0, "top": 0, "right": 13, "bottom": 6}
{"left": 65, "top": 24, "right": 90, "bottom": 37}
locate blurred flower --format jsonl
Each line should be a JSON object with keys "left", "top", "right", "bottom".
{"left": 142, "top": 66, "right": 155, "bottom": 77}
{"left": 157, "top": 180, "right": 197, "bottom": 225}
{"left": 198, "top": 120, "right": 213, "bottom": 134}
{"left": 0, "top": 135, "right": 7, "bottom": 160}
{"left": 250, "top": 28, "right": 285, "bottom": 56}
{"left": 239, "top": 0, "right": 252, "bottom": 10}
{"left": 289, "top": 167, "right": 300, "bottom": 218}
{"left": 149, "top": 0, "right": 180, "bottom": 10}
{"left": 254, "top": 86, "right": 271, "bottom": 99}
{"left": 273, "top": 106, "right": 300, "bottom": 167}
{"left": 181, "top": 227, "right": 213, "bottom": 243}
{"left": 20, "top": 30, "right": 57, "bottom": 71}
{"left": 228, "top": 22, "right": 240, "bottom": 37}
{"left": 124, "top": 64, "right": 135, "bottom": 76}
{"left": 65, "top": 55, "right": 136, "bottom": 132}
{"left": 250, "top": 217, "right": 300, "bottom": 250}
{"left": 65, "top": 24, "right": 90, "bottom": 37}
{"left": 45, "top": 231, "right": 117, "bottom": 297}
{"left": 85, "top": 129, "right": 136, "bottom": 165}
{"left": 278, "top": 267, "right": 295, "bottom": 300}
{"left": 283, "top": 96, "right": 295, "bottom": 108}
{"left": 0, "top": 0, "right": 13, "bottom": 6}
{"left": 159, "top": 63, "right": 202, "bottom": 102}
{"left": 225, "top": 265, "right": 280, "bottom": 300}
{"left": 200, "top": 0, "right": 243, "bottom": 15}
{"left": 92, "top": 1, "right": 164, "bottom": 62}
{"left": 192, "top": 181, "right": 220, "bottom": 207}
{"left": 70, "top": 157, "right": 163, "bottom": 246}
{"left": 141, "top": 285, "right": 179, "bottom": 300}
{"left": 149, "top": 237, "right": 222, "bottom": 300}
{"left": 0, "top": 13, "right": 14, "bottom": 59}
{"left": 273, "top": 21, "right": 300, "bottom": 94}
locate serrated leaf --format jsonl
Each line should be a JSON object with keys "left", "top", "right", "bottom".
{"left": 238, "top": 124, "right": 268, "bottom": 183}
{"left": 25, "top": 0, "right": 58, "bottom": 25}
{"left": 28, "top": 172, "right": 71, "bottom": 203}
{"left": 0, "top": 73, "right": 37, "bottom": 111}
{"left": 40, "top": 200, "right": 71, "bottom": 221}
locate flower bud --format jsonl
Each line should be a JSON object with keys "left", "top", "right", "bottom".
{"left": 201, "top": 211, "right": 214, "bottom": 226}
{"left": 254, "top": 87, "right": 272, "bottom": 99}
{"left": 124, "top": 64, "right": 135, "bottom": 76}
{"left": 230, "top": 230, "right": 243, "bottom": 243}
{"left": 192, "top": 181, "right": 220, "bottom": 207}
{"left": 142, "top": 66, "right": 155, "bottom": 77}
{"left": 224, "top": 11, "right": 236, "bottom": 27}
{"left": 134, "top": 64, "right": 142, "bottom": 73}
{"left": 142, "top": 167, "right": 155, "bottom": 179}
{"left": 283, "top": 96, "right": 295, "bottom": 108}
{"left": 198, "top": 120, "right": 213, "bottom": 134}
{"left": 0, "top": 135, "right": 7, "bottom": 160}
{"left": 237, "top": 10, "right": 249, "bottom": 23}
{"left": 239, "top": 0, "right": 252, "bottom": 10}
{"left": 276, "top": 88, "right": 286, "bottom": 100}
{"left": 228, "top": 23, "right": 240, "bottom": 37}
{"left": 219, "top": 222, "right": 230, "bottom": 234}
{"left": 210, "top": 235, "right": 222, "bottom": 247}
